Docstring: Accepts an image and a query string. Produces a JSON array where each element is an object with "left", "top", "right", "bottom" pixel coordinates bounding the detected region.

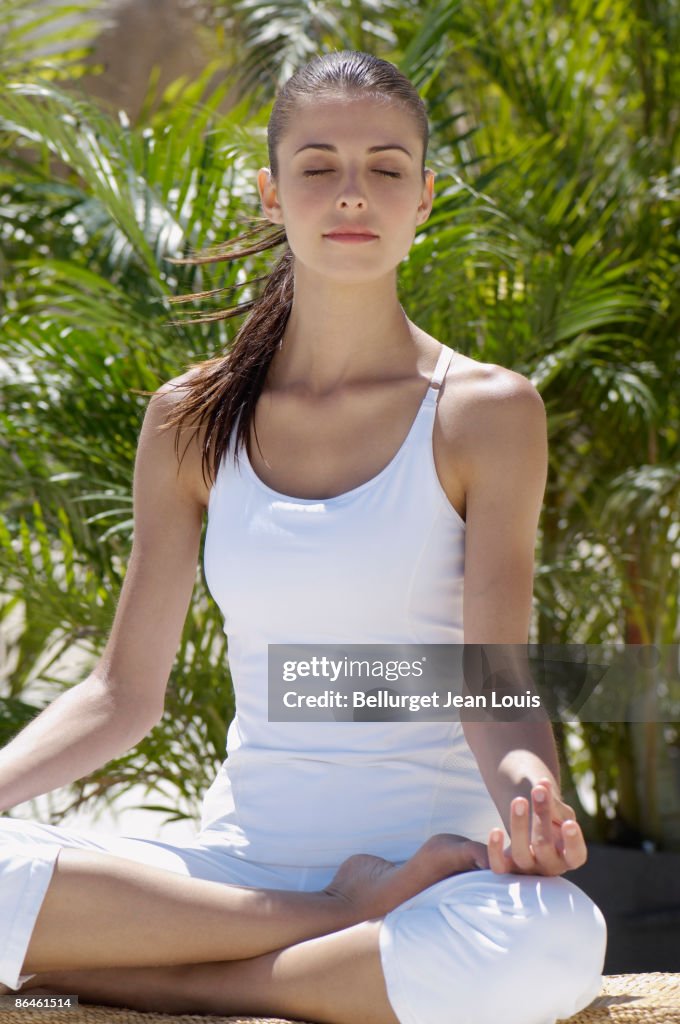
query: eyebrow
[{"left": 294, "top": 143, "right": 413, "bottom": 159}]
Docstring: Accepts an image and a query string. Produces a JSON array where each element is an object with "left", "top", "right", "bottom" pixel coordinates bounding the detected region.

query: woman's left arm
[{"left": 453, "top": 368, "right": 587, "bottom": 877}]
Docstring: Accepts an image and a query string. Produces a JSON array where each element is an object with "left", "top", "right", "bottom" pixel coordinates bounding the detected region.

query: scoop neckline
[{"left": 241, "top": 386, "right": 436, "bottom": 506}]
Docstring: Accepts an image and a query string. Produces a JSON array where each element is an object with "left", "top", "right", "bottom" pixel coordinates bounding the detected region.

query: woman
[{"left": 0, "top": 51, "right": 606, "bottom": 1024}]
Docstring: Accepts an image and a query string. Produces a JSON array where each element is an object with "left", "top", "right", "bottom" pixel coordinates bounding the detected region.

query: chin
[{"left": 317, "top": 256, "right": 400, "bottom": 281}]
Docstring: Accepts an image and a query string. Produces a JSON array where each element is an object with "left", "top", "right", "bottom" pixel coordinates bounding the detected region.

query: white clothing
[
  {"left": 199, "top": 344, "right": 501, "bottom": 864},
  {"left": 0, "top": 818, "right": 606, "bottom": 1023},
  {"left": 379, "top": 870, "right": 606, "bottom": 1024},
  {"left": 0, "top": 344, "right": 607, "bottom": 1020}
]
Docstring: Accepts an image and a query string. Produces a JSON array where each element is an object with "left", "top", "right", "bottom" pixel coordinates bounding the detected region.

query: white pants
[{"left": 0, "top": 817, "right": 607, "bottom": 1024}]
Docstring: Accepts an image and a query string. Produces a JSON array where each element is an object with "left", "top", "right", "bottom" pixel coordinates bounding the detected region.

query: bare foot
[{"left": 324, "top": 833, "right": 488, "bottom": 921}]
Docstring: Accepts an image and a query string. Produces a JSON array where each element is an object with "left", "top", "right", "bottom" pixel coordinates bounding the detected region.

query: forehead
[{"left": 280, "top": 94, "right": 420, "bottom": 153}]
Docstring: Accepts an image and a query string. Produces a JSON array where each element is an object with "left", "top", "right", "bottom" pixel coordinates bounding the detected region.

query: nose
[{"left": 336, "top": 174, "right": 367, "bottom": 210}]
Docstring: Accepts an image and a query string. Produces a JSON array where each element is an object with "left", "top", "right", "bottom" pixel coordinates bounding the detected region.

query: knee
[
  {"left": 0, "top": 818, "right": 66, "bottom": 872},
  {"left": 384, "top": 871, "right": 607, "bottom": 1024},
  {"left": 535, "top": 874, "right": 606, "bottom": 959},
  {"left": 0, "top": 817, "right": 30, "bottom": 844},
  {"left": 0, "top": 818, "right": 43, "bottom": 847},
  {"left": 506, "top": 875, "right": 607, "bottom": 1021}
]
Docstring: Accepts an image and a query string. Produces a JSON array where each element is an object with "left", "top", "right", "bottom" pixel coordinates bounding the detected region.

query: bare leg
[
  {"left": 22, "top": 833, "right": 486, "bottom": 975},
  {"left": 25, "top": 921, "right": 399, "bottom": 1024},
  {"left": 21, "top": 848, "right": 346, "bottom": 974}
]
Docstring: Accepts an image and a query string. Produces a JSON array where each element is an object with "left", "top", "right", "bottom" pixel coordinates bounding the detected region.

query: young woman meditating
[{"left": 0, "top": 50, "right": 606, "bottom": 1024}]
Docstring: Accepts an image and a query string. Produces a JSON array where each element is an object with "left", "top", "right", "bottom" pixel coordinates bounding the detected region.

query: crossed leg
[
  {"left": 2, "top": 834, "right": 488, "bottom": 1022},
  {"left": 14, "top": 833, "right": 482, "bottom": 974},
  {"left": 3, "top": 827, "right": 606, "bottom": 1024},
  {"left": 13, "top": 859, "right": 607, "bottom": 1024},
  {"left": 24, "top": 920, "right": 400, "bottom": 1024}
]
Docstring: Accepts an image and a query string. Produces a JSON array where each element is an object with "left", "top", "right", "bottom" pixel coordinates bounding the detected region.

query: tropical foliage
[{"left": 0, "top": 0, "right": 678, "bottom": 843}]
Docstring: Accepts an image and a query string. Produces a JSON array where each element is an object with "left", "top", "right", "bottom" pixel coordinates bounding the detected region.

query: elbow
[
  {"left": 84, "top": 675, "right": 163, "bottom": 741},
  {"left": 111, "top": 702, "right": 162, "bottom": 752},
  {"left": 117, "top": 698, "right": 164, "bottom": 743}
]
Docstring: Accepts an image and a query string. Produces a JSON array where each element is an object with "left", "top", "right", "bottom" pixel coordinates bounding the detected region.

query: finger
[
  {"left": 536, "top": 776, "right": 556, "bottom": 799},
  {"left": 531, "top": 784, "right": 561, "bottom": 869},
  {"left": 535, "top": 777, "right": 562, "bottom": 824},
  {"left": 535, "top": 778, "right": 577, "bottom": 841},
  {"left": 487, "top": 829, "right": 512, "bottom": 873},
  {"left": 509, "top": 797, "right": 534, "bottom": 870},
  {"left": 535, "top": 780, "right": 575, "bottom": 827},
  {"left": 532, "top": 782, "right": 557, "bottom": 847},
  {"left": 560, "top": 820, "right": 588, "bottom": 870}
]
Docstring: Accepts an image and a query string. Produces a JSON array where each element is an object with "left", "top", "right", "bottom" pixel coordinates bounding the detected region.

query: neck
[{"left": 268, "top": 264, "right": 419, "bottom": 395}]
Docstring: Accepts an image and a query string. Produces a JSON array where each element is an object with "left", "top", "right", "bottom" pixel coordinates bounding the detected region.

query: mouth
[{"left": 324, "top": 232, "right": 379, "bottom": 242}]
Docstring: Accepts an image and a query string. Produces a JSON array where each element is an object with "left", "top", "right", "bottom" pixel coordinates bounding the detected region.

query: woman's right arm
[{"left": 0, "top": 379, "right": 206, "bottom": 813}]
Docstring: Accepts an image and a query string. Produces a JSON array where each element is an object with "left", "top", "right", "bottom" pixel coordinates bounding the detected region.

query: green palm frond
[
  {"left": 226, "top": 0, "right": 402, "bottom": 102},
  {"left": 0, "top": 0, "right": 102, "bottom": 80},
  {"left": 1, "top": 0, "right": 678, "bottom": 842},
  {"left": 600, "top": 464, "right": 680, "bottom": 522}
]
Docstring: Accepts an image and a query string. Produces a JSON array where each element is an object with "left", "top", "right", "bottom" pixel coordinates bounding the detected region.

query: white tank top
[{"left": 199, "top": 344, "right": 501, "bottom": 865}]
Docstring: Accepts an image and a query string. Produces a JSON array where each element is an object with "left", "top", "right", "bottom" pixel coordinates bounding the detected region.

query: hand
[
  {"left": 324, "top": 832, "right": 489, "bottom": 921},
  {"left": 487, "top": 778, "right": 587, "bottom": 876}
]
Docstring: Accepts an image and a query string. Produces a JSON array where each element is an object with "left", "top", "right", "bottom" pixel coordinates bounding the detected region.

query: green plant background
[{"left": 0, "top": 0, "right": 678, "bottom": 846}]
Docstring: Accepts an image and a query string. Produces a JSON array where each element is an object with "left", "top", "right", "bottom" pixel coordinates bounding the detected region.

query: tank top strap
[{"left": 428, "top": 345, "right": 455, "bottom": 398}]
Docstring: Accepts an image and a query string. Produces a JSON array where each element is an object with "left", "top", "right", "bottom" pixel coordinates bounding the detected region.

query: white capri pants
[{"left": 0, "top": 817, "right": 607, "bottom": 1024}]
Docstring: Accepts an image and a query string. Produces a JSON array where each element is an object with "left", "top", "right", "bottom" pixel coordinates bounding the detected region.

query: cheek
[
  {"left": 281, "top": 186, "right": 327, "bottom": 225},
  {"left": 394, "top": 195, "right": 422, "bottom": 232}
]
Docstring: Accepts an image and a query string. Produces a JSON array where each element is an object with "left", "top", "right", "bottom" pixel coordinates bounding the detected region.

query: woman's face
[{"left": 258, "top": 94, "right": 435, "bottom": 284}]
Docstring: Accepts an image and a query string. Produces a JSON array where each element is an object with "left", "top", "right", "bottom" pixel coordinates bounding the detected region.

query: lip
[
  {"left": 324, "top": 228, "right": 379, "bottom": 239},
  {"left": 324, "top": 231, "right": 379, "bottom": 243}
]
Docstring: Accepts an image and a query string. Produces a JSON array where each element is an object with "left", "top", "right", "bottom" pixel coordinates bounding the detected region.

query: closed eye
[{"left": 303, "top": 169, "right": 401, "bottom": 178}]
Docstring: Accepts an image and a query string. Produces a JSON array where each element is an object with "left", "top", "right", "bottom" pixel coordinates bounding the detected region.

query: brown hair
[{"left": 159, "top": 50, "right": 430, "bottom": 489}]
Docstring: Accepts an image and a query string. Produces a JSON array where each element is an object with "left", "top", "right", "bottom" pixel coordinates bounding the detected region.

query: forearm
[
  {"left": 0, "top": 676, "right": 157, "bottom": 812},
  {"left": 463, "top": 718, "right": 560, "bottom": 832}
]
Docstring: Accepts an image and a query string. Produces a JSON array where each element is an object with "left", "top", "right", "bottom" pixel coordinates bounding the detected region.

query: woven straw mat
[{"left": 0, "top": 973, "right": 678, "bottom": 1024}]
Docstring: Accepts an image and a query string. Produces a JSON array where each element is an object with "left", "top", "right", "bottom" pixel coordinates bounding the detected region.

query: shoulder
[
  {"left": 431, "top": 353, "right": 547, "bottom": 640},
  {"left": 438, "top": 353, "right": 547, "bottom": 485},
  {"left": 141, "top": 367, "right": 212, "bottom": 510},
  {"left": 439, "top": 352, "right": 545, "bottom": 431},
  {"left": 152, "top": 366, "right": 203, "bottom": 410}
]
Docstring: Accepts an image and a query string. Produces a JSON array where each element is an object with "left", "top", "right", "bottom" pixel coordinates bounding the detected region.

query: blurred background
[{"left": 0, "top": 0, "right": 678, "bottom": 899}]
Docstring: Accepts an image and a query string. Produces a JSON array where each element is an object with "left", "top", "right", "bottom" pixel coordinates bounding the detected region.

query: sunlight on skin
[{"left": 488, "top": 779, "right": 587, "bottom": 876}]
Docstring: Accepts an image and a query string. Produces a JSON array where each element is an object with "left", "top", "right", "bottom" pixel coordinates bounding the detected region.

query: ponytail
[{"left": 157, "top": 223, "right": 293, "bottom": 488}]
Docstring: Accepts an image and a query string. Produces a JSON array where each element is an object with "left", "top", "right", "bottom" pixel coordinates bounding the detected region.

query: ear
[
  {"left": 416, "top": 168, "right": 435, "bottom": 226},
  {"left": 257, "top": 168, "right": 284, "bottom": 225}
]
